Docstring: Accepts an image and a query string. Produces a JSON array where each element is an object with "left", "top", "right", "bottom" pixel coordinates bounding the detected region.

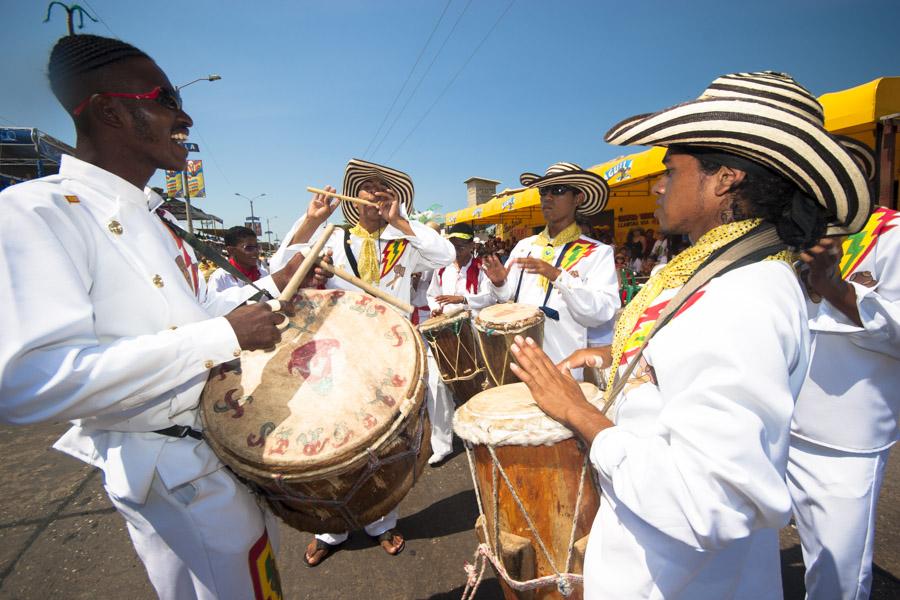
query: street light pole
[
  {"left": 234, "top": 192, "right": 266, "bottom": 235},
  {"left": 176, "top": 74, "right": 222, "bottom": 233}
]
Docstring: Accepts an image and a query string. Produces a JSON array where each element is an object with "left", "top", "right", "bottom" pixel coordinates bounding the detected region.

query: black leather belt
[{"left": 153, "top": 425, "right": 203, "bottom": 440}]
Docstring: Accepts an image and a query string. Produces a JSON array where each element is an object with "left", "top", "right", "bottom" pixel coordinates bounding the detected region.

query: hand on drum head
[
  {"left": 510, "top": 336, "right": 613, "bottom": 444},
  {"left": 480, "top": 254, "right": 508, "bottom": 286},
  {"left": 558, "top": 347, "right": 611, "bottom": 371},
  {"left": 225, "top": 302, "right": 286, "bottom": 351}
]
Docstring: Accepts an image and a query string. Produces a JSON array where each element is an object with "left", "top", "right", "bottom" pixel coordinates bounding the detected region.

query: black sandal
[
  {"left": 304, "top": 538, "right": 341, "bottom": 567},
  {"left": 372, "top": 529, "right": 405, "bottom": 556}
]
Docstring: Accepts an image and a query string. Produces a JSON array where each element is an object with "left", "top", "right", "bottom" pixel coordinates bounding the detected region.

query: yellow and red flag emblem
[
  {"left": 840, "top": 207, "right": 897, "bottom": 278},
  {"left": 381, "top": 239, "right": 408, "bottom": 278},
  {"left": 620, "top": 291, "right": 706, "bottom": 365},
  {"left": 248, "top": 530, "right": 282, "bottom": 600},
  {"left": 559, "top": 240, "right": 597, "bottom": 272}
]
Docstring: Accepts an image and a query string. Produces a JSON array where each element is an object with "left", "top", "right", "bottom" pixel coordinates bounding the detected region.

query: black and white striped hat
[
  {"left": 342, "top": 158, "right": 414, "bottom": 225},
  {"left": 519, "top": 162, "right": 609, "bottom": 216},
  {"left": 704, "top": 72, "right": 876, "bottom": 182},
  {"left": 604, "top": 72, "right": 872, "bottom": 236}
]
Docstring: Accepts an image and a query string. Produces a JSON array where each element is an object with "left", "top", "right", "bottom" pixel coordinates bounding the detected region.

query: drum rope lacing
[
  {"left": 460, "top": 442, "right": 590, "bottom": 599},
  {"left": 423, "top": 321, "right": 486, "bottom": 384},
  {"left": 261, "top": 399, "right": 427, "bottom": 532},
  {"left": 474, "top": 321, "right": 538, "bottom": 388}
]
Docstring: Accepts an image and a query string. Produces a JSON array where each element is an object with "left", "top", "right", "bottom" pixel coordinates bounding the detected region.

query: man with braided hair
[
  {"left": 0, "top": 34, "right": 329, "bottom": 599},
  {"left": 508, "top": 72, "right": 872, "bottom": 598}
]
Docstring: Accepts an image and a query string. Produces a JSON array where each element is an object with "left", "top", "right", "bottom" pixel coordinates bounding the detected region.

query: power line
[
  {"left": 362, "top": 0, "right": 453, "bottom": 158},
  {"left": 370, "top": 0, "right": 475, "bottom": 159},
  {"left": 191, "top": 128, "right": 234, "bottom": 189},
  {"left": 387, "top": 0, "right": 516, "bottom": 162},
  {"left": 80, "top": 0, "right": 119, "bottom": 38}
]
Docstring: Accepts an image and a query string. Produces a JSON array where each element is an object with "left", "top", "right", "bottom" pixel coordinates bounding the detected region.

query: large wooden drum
[
  {"left": 201, "top": 289, "right": 430, "bottom": 533},
  {"left": 474, "top": 303, "right": 545, "bottom": 388},
  {"left": 454, "top": 382, "right": 601, "bottom": 600},
  {"left": 419, "top": 309, "right": 486, "bottom": 405}
]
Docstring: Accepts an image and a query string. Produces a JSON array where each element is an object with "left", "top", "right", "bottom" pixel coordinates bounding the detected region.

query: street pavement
[{"left": 0, "top": 421, "right": 898, "bottom": 599}]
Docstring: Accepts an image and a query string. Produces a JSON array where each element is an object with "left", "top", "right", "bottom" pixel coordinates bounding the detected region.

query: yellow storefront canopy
[{"left": 444, "top": 76, "right": 899, "bottom": 235}]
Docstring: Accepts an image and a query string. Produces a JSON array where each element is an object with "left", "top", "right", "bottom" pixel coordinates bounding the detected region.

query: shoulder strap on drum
[
  {"left": 343, "top": 227, "right": 361, "bottom": 279},
  {"left": 603, "top": 224, "right": 785, "bottom": 413},
  {"left": 512, "top": 242, "right": 572, "bottom": 309}
]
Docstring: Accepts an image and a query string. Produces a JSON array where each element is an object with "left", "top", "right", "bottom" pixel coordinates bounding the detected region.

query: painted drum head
[
  {"left": 419, "top": 308, "right": 470, "bottom": 333},
  {"left": 201, "top": 289, "right": 424, "bottom": 474},
  {"left": 453, "top": 381, "right": 600, "bottom": 447},
  {"left": 474, "top": 303, "right": 544, "bottom": 333}
]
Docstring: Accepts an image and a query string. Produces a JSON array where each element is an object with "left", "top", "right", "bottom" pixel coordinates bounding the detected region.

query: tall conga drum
[
  {"left": 474, "top": 303, "right": 545, "bottom": 388},
  {"left": 454, "top": 382, "right": 601, "bottom": 600},
  {"left": 419, "top": 309, "right": 486, "bottom": 405},
  {"left": 201, "top": 288, "right": 429, "bottom": 533}
]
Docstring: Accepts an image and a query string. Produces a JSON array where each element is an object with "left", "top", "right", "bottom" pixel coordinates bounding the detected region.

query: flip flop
[
  {"left": 304, "top": 537, "right": 341, "bottom": 567},
  {"left": 372, "top": 529, "right": 405, "bottom": 556}
]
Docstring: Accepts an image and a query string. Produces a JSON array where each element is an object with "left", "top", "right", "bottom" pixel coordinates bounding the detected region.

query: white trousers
[
  {"left": 786, "top": 437, "right": 891, "bottom": 600},
  {"left": 315, "top": 508, "right": 398, "bottom": 545},
  {"left": 107, "top": 467, "right": 281, "bottom": 600},
  {"left": 426, "top": 350, "right": 455, "bottom": 460}
]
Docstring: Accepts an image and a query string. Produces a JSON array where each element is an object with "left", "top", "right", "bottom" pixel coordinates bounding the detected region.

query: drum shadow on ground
[
  {"left": 397, "top": 489, "right": 481, "bottom": 541},
  {"left": 419, "top": 581, "right": 504, "bottom": 600}
]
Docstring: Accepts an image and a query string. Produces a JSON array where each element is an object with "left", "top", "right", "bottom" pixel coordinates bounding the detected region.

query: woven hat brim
[
  {"left": 341, "top": 159, "right": 414, "bottom": 225},
  {"left": 519, "top": 170, "right": 610, "bottom": 216},
  {"left": 604, "top": 98, "right": 871, "bottom": 236}
]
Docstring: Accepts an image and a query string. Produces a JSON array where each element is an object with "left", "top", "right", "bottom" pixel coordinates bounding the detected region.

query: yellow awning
[{"left": 445, "top": 77, "right": 900, "bottom": 231}]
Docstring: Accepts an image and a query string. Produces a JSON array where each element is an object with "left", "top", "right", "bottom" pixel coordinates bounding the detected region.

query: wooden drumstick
[
  {"left": 316, "top": 260, "right": 414, "bottom": 315},
  {"left": 307, "top": 186, "right": 379, "bottom": 208},
  {"left": 275, "top": 223, "right": 336, "bottom": 304}
]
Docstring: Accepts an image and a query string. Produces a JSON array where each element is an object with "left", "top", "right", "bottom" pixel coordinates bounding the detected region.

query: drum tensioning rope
[
  {"left": 259, "top": 400, "right": 427, "bottom": 532},
  {"left": 460, "top": 442, "right": 591, "bottom": 598},
  {"left": 474, "top": 323, "right": 535, "bottom": 387},
  {"left": 423, "top": 331, "right": 485, "bottom": 384}
]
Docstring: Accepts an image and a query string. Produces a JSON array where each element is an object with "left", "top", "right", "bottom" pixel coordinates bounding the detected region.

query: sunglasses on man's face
[
  {"left": 538, "top": 184, "right": 576, "bottom": 197},
  {"left": 240, "top": 244, "right": 260, "bottom": 252},
  {"left": 72, "top": 86, "right": 183, "bottom": 116}
]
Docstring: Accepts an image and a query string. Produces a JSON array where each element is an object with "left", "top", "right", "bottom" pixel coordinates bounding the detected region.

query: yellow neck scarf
[
  {"left": 606, "top": 219, "right": 793, "bottom": 400},
  {"left": 533, "top": 222, "right": 582, "bottom": 290},
  {"left": 349, "top": 223, "right": 385, "bottom": 284}
]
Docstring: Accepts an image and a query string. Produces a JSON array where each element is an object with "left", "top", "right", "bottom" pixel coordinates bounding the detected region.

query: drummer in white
[
  {"left": 0, "top": 34, "right": 329, "bottom": 600},
  {"left": 510, "top": 72, "right": 872, "bottom": 599},
  {"left": 482, "top": 163, "right": 620, "bottom": 376},
  {"left": 271, "top": 158, "right": 455, "bottom": 566},
  {"left": 425, "top": 222, "right": 500, "bottom": 464}
]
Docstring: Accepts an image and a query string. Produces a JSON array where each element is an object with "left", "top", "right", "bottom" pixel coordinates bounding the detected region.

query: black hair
[
  {"left": 690, "top": 152, "right": 828, "bottom": 248},
  {"left": 224, "top": 226, "right": 257, "bottom": 247},
  {"left": 48, "top": 34, "right": 153, "bottom": 112}
]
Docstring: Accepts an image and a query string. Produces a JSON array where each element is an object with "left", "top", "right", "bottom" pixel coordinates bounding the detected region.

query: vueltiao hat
[
  {"left": 519, "top": 162, "right": 609, "bottom": 216},
  {"left": 341, "top": 158, "right": 414, "bottom": 225},
  {"left": 604, "top": 71, "right": 872, "bottom": 236}
]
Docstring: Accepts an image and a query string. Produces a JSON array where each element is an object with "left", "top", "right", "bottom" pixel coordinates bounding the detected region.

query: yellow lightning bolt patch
[
  {"left": 840, "top": 208, "right": 897, "bottom": 278},
  {"left": 380, "top": 239, "right": 408, "bottom": 278}
]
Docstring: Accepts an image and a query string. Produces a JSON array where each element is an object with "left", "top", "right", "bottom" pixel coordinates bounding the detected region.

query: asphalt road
[{"left": 0, "top": 421, "right": 897, "bottom": 599}]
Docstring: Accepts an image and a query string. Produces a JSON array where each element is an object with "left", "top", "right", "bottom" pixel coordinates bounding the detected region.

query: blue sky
[{"left": 3, "top": 0, "right": 899, "bottom": 240}]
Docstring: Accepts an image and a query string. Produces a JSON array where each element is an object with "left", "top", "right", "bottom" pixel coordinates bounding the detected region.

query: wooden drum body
[
  {"left": 474, "top": 303, "right": 545, "bottom": 388},
  {"left": 454, "top": 382, "right": 602, "bottom": 600},
  {"left": 200, "top": 289, "right": 430, "bottom": 533},
  {"left": 419, "top": 309, "right": 486, "bottom": 405}
]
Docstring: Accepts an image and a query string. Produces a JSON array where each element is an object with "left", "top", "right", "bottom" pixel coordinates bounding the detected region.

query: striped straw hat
[
  {"left": 704, "top": 72, "right": 876, "bottom": 182},
  {"left": 605, "top": 71, "right": 872, "bottom": 236},
  {"left": 342, "top": 158, "right": 414, "bottom": 225},
  {"left": 519, "top": 162, "right": 610, "bottom": 216}
]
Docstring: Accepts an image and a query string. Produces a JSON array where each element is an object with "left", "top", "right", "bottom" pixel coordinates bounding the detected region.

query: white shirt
[
  {"left": 271, "top": 214, "right": 455, "bottom": 317},
  {"left": 791, "top": 207, "right": 900, "bottom": 452},
  {"left": 587, "top": 260, "right": 809, "bottom": 599},
  {"left": 490, "top": 233, "right": 620, "bottom": 365},
  {"left": 0, "top": 155, "right": 281, "bottom": 503},
  {"left": 426, "top": 257, "right": 495, "bottom": 317},
  {"left": 207, "top": 263, "right": 270, "bottom": 293}
]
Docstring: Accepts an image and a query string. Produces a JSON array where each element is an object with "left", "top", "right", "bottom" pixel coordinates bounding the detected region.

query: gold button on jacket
[
  {"left": 152, "top": 274, "right": 164, "bottom": 287},
  {"left": 107, "top": 220, "right": 124, "bottom": 235}
]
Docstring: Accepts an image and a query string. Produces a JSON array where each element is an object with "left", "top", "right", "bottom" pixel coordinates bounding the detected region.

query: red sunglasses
[{"left": 72, "top": 86, "right": 183, "bottom": 116}]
